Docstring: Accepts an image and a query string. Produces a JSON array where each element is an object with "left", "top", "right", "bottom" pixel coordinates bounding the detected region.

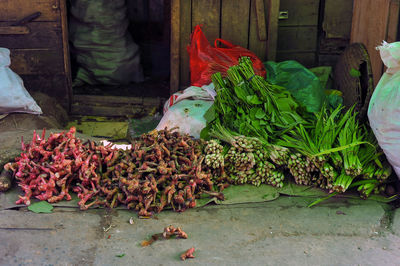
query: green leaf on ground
[
  {"left": 28, "top": 201, "right": 54, "bottom": 213},
  {"left": 367, "top": 194, "right": 399, "bottom": 203},
  {"left": 277, "top": 182, "right": 329, "bottom": 198},
  {"left": 219, "top": 184, "right": 280, "bottom": 204},
  {"left": 196, "top": 194, "right": 218, "bottom": 207},
  {"left": 116, "top": 254, "right": 125, "bottom": 258}
]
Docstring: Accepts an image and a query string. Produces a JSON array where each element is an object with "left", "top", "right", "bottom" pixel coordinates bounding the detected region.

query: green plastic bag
[
  {"left": 309, "top": 66, "right": 343, "bottom": 109},
  {"left": 264, "top": 60, "right": 325, "bottom": 112}
]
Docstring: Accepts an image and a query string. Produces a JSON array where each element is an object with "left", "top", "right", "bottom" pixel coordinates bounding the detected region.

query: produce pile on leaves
[
  {"left": 1, "top": 57, "right": 396, "bottom": 210},
  {"left": 202, "top": 57, "right": 394, "bottom": 201},
  {"left": 3, "top": 127, "right": 226, "bottom": 215}
]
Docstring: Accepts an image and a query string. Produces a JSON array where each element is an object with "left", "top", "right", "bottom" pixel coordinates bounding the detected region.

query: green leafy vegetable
[
  {"left": 350, "top": 68, "right": 361, "bottom": 77},
  {"left": 27, "top": 201, "right": 54, "bottom": 213}
]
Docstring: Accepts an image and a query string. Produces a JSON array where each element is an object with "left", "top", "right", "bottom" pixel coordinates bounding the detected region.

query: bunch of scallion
[{"left": 209, "top": 122, "right": 285, "bottom": 187}]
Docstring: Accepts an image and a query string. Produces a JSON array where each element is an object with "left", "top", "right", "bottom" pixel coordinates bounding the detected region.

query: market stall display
[{"left": 0, "top": 55, "right": 397, "bottom": 214}]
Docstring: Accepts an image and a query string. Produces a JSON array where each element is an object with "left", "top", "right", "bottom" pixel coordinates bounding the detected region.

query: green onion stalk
[
  {"left": 204, "top": 139, "right": 225, "bottom": 170},
  {"left": 209, "top": 121, "right": 284, "bottom": 187},
  {"left": 357, "top": 181, "right": 380, "bottom": 199}
]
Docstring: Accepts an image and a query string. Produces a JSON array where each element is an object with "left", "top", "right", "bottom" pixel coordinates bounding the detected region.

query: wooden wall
[
  {"left": 276, "top": 0, "right": 320, "bottom": 67},
  {"left": 276, "top": 0, "right": 354, "bottom": 68},
  {"left": 319, "top": 0, "right": 354, "bottom": 67},
  {"left": 351, "top": 0, "right": 400, "bottom": 86},
  {"left": 171, "top": 0, "right": 280, "bottom": 93},
  {"left": 0, "top": 0, "right": 71, "bottom": 110}
]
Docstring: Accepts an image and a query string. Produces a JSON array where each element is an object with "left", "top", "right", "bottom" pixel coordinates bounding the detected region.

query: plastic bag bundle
[
  {"left": 188, "top": 25, "right": 266, "bottom": 87},
  {"left": 157, "top": 84, "right": 216, "bottom": 138},
  {"left": 368, "top": 41, "right": 400, "bottom": 178},
  {"left": 69, "top": 0, "right": 144, "bottom": 86},
  {"left": 264, "top": 60, "right": 326, "bottom": 113},
  {"left": 0, "top": 48, "right": 42, "bottom": 115}
]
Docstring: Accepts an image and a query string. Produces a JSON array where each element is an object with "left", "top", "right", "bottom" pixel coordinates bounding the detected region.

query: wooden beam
[
  {"left": 170, "top": 0, "right": 180, "bottom": 95},
  {"left": 387, "top": 0, "right": 400, "bottom": 43},
  {"left": 255, "top": 0, "right": 267, "bottom": 41},
  {"left": 267, "top": 0, "right": 279, "bottom": 61},
  {"left": 179, "top": 0, "right": 192, "bottom": 89},
  {"left": 221, "top": 0, "right": 250, "bottom": 48},
  {"left": 0, "top": 26, "right": 29, "bottom": 35},
  {"left": 60, "top": 0, "right": 72, "bottom": 112},
  {"left": 0, "top": 0, "right": 61, "bottom": 22},
  {"left": 351, "top": 0, "right": 391, "bottom": 86},
  {"left": 191, "top": 0, "right": 221, "bottom": 43}
]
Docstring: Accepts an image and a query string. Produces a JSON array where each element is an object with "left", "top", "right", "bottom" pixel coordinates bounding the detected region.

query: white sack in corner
[
  {"left": 0, "top": 48, "right": 42, "bottom": 115},
  {"left": 368, "top": 41, "right": 400, "bottom": 179}
]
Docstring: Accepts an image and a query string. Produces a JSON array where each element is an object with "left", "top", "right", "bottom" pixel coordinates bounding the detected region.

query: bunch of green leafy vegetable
[{"left": 201, "top": 57, "right": 308, "bottom": 144}]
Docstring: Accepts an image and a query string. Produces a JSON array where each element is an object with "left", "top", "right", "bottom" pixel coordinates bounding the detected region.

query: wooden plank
[
  {"left": 387, "top": 0, "right": 400, "bottom": 43},
  {"left": 318, "top": 54, "right": 341, "bottom": 68},
  {"left": 0, "top": 26, "right": 29, "bottom": 35},
  {"left": 0, "top": 22, "right": 62, "bottom": 49},
  {"left": 191, "top": 0, "right": 221, "bottom": 43},
  {"left": 277, "top": 26, "right": 318, "bottom": 52},
  {"left": 70, "top": 104, "right": 147, "bottom": 117},
  {"left": 279, "top": 0, "right": 319, "bottom": 27},
  {"left": 319, "top": 38, "right": 348, "bottom": 54},
  {"left": 323, "top": 0, "right": 353, "bottom": 39},
  {"left": 266, "top": 0, "right": 279, "bottom": 61},
  {"left": 20, "top": 74, "right": 70, "bottom": 109},
  {"left": 276, "top": 51, "right": 317, "bottom": 67},
  {"left": 73, "top": 95, "right": 162, "bottom": 107},
  {"left": 9, "top": 49, "right": 64, "bottom": 75},
  {"left": 220, "top": 0, "right": 250, "bottom": 48},
  {"left": 60, "top": 0, "right": 72, "bottom": 112},
  {"left": 255, "top": 0, "right": 267, "bottom": 41},
  {"left": 142, "top": 97, "right": 164, "bottom": 107},
  {"left": 249, "top": 0, "right": 267, "bottom": 60},
  {"left": 179, "top": 0, "right": 192, "bottom": 88},
  {"left": 351, "top": 0, "right": 391, "bottom": 86},
  {"left": 0, "top": 0, "right": 61, "bottom": 22},
  {"left": 74, "top": 95, "right": 143, "bottom": 105},
  {"left": 170, "top": 0, "right": 180, "bottom": 94}
]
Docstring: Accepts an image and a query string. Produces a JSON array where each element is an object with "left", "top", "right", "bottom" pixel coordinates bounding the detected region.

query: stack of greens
[
  {"left": 202, "top": 57, "right": 394, "bottom": 200},
  {"left": 202, "top": 57, "right": 307, "bottom": 144}
]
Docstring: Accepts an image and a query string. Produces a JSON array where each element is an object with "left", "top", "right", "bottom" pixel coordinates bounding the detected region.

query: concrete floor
[
  {"left": 1, "top": 196, "right": 400, "bottom": 266},
  {"left": 1, "top": 129, "right": 400, "bottom": 266}
]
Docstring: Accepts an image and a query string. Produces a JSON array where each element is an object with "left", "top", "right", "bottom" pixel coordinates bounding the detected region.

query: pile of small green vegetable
[{"left": 202, "top": 57, "right": 394, "bottom": 201}]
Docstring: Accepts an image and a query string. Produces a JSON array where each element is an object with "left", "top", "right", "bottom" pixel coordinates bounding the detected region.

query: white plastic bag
[
  {"left": 163, "top": 83, "right": 216, "bottom": 113},
  {"left": 0, "top": 48, "right": 42, "bottom": 115},
  {"left": 157, "top": 84, "right": 215, "bottom": 138},
  {"left": 368, "top": 41, "right": 400, "bottom": 178}
]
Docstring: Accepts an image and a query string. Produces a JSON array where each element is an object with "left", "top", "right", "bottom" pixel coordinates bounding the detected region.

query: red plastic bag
[{"left": 188, "top": 25, "right": 266, "bottom": 87}]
